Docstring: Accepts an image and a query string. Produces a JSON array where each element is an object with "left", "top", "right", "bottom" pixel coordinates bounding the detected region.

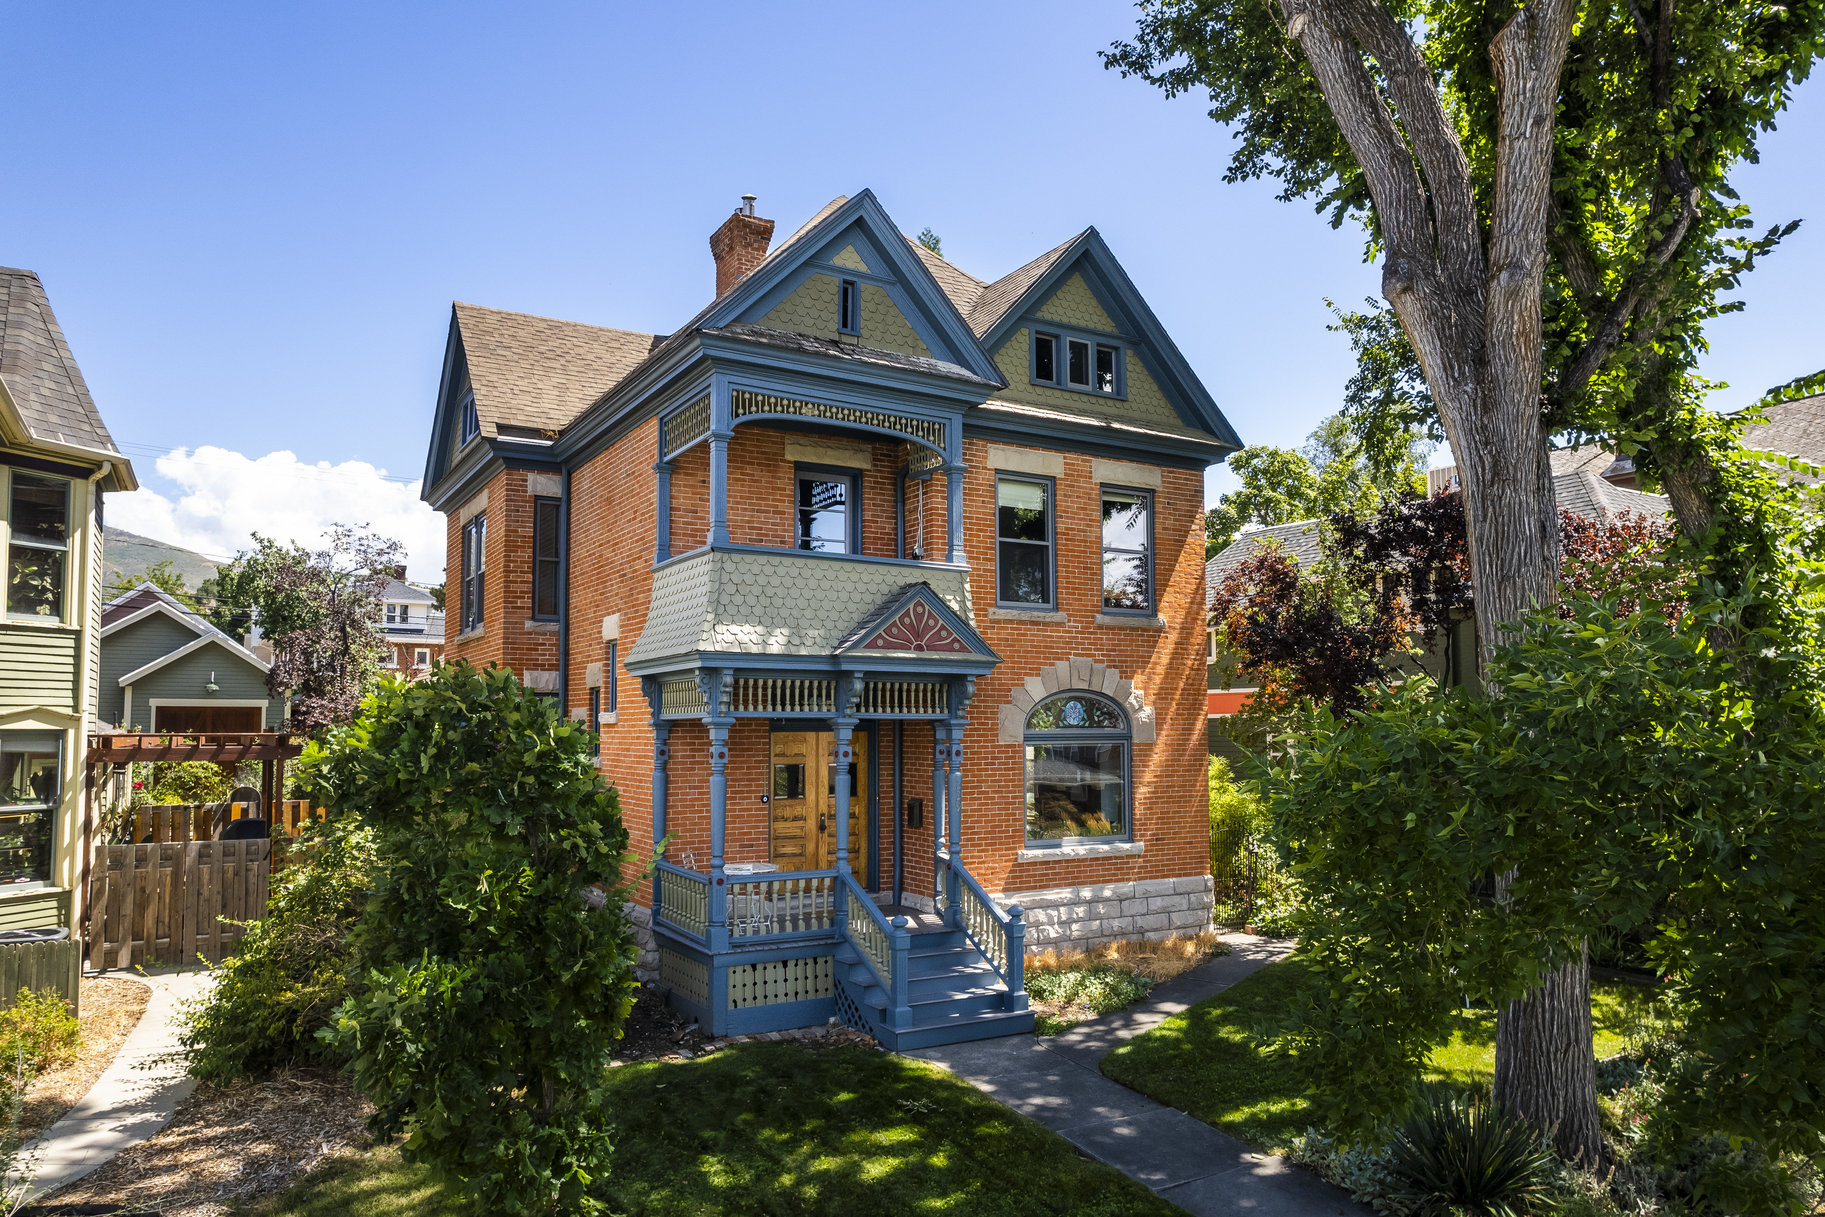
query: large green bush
[
  {"left": 0, "top": 988, "right": 80, "bottom": 1078},
  {"left": 1209, "top": 757, "right": 1298, "bottom": 930},
  {"left": 181, "top": 815, "right": 377, "bottom": 1082},
  {"left": 306, "top": 664, "right": 638, "bottom": 1217}
]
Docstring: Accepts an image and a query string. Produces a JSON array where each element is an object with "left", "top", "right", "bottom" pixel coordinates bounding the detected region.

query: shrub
[
  {"left": 310, "top": 664, "right": 639, "bottom": 1216},
  {"left": 1386, "top": 1094, "right": 1554, "bottom": 1217},
  {"left": 1209, "top": 757, "right": 1299, "bottom": 929},
  {"left": 181, "top": 815, "right": 377, "bottom": 1082},
  {"left": 135, "top": 760, "right": 238, "bottom": 807},
  {"left": 0, "top": 988, "right": 80, "bottom": 1077},
  {"left": 1027, "top": 964, "right": 1155, "bottom": 1016}
]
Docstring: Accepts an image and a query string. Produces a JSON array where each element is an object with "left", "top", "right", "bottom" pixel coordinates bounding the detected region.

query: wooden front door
[{"left": 769, "top": 730, "right": 868, "bottom": 872}]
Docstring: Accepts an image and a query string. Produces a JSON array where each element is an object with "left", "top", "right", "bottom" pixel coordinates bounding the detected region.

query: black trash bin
[{"left": 0, "top": 927, "right": 67, "bottom": 944}]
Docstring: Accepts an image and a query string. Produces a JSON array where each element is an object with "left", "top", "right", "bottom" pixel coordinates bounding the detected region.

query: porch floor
[{"left": 876, "top": 906, "right": 949, "bottom": 934}]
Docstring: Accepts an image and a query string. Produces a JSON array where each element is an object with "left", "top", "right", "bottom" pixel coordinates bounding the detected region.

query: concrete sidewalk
[
  {"left": 16, "top": 970, "right": 211, "bottom": 1202},
  {"left": 906, "top": 934, "right": 1369, "bottom": 1217}
]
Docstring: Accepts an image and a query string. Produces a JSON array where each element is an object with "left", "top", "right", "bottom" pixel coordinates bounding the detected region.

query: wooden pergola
[{"left": 81, "top": 732, "right": 306, "bottom": 927}]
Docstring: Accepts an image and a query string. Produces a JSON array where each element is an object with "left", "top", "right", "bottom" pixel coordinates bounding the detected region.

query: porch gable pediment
[{"left": 837, "top": 583, "right": 997, "bottom": 663}]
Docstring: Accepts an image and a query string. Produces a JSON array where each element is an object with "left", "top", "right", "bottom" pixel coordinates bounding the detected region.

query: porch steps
[{"left": 834, "top": 927, "right": 1034, "bottom": 1050}]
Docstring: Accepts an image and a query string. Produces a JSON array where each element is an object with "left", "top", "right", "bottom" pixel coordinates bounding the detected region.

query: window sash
[
  {"left": 1095, "top": 344, "right": 1118, "bottom": 394},
  {"left": 7, "top": 472, "right": 69, "bottom": 621},
  {"left": 1066, "top": 339, "right": 1091, "bottom": 386},
  {"left": 994, "top": 475, "right": 1053, "bottom": 608},
  {"left": 588, "top": 687, "right": 601, "bottom": 759},
  {"left": 605, "top": 641, "right": 618, "bottom": 713},
  {"left": 0, "top": 734, "right": 59, "bottom": 886},
  {"left": 460, "top": 395, "right": 480, "bottom": 444},
  {"left": 1100, "top": 487, "right": 1153, "bottom": 612},
  {"left": 1033, "top": 332, "right": 1057, "bottom": 383},
  {"left": 532, "top": 497, "right": 561, "bottom": 619},
  {"left": 460, "top": 516, "right": 486, "bottom": 631},
  {"left": 838, "top": 279, "right": 860, "bottom": 334},
  {"left": 795, "top": 466, "right": 859, "bottom": 554},
  {"left": 1023, "top": 740, "right": 1129, "bottom": 845}
]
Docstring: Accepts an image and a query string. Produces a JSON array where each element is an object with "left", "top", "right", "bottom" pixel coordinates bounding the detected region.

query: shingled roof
[
  {"left": 962, "top": 234, "right": 1082, "bottom": 338},
  {"left": 454, "top": 302, "right": 657, "bottom": 439},
  {"left": 1739, "top": 394, "right": 1825, "bottom": 484},
  {"left": 0, "top": 268, "right": 120, "bottom": 456}
]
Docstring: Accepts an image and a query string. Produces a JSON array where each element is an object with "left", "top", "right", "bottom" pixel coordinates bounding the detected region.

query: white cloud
[{"left": 107, "top": 446, "right": 446, "bottom": 583}]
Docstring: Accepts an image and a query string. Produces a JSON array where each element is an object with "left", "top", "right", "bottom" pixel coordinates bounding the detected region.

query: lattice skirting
[
  {"left": 658, "top": 947, "right": 710, "bottom": 1007},
  {"left": 727, "top": 955, "right": 833, "bottom": 1010}
]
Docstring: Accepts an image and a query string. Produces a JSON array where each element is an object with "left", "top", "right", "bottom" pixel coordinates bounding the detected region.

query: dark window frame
[
  {"left": 459, "top": 514, "right": 486, "bottom": 633},
  {"left": 605, "top": 640, "right": 618, "bottom": 713},
  {"left": 1032, "top": 331, "right": 1059, "bottom": 384},
  {"left": 994, "top": 473, "right": 1056, "bottom": 611},
  {"left": 588, "top": 686, "right": 601, "bottom": 759},
  {"left": 838, "top": 278, "right": 861, "bottom": 335},
  {"left": 6, "top": 470, "right": 69, "bottom": 622},
  {"left": 459, "top": 393, "right": 480, "bottom": 445},
  {"left": 1098, "top": 484, "right": 1156, "bottom": 615},
  {"left": 531, "top": 496, "right": 561, "bottom": 621},
  {"left": 793, "top": 463, "right": 863, "bottom": 555},
  {"left": 1029, "top": 327, "right": 1125, "bottom": 399},
  {"left": 0, "top": 730, "right": 61, "bottom": 888},
  {"left": 1022, "top": 691, "right": 1133, "bottom": 848}
]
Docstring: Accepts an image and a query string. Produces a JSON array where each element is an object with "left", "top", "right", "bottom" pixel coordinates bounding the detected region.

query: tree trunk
[{"left": 1493, "top": 946, "right": 1601, "bottom": 1163}]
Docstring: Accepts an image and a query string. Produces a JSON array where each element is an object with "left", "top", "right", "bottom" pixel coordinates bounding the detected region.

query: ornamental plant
[{"left": 304, "top": 663, "right": 638, "bottom": 1216}]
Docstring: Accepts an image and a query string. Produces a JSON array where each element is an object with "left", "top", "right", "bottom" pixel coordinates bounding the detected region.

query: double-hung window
[
  {"left": 1025, "top": 693, "right": 1130, "bottom": 845},
  {"left": 532, "top": 497, "right": 561, "bottom": 620},
  {"left": 414, "top": 648, "right": 430, "bottom": 667},
  {"left": 1100, "top": 487, "right": 1153, "bottom": 613},
  {"left": 838, "top": 279, "right": 860, "bottom": 335},
  {"left": 995, "top": 475, "right": 1053, "bottom": 608},
  {"left": 795, "top": 466, "right": 859, "bottom": 554},
  {"left": 604, "top": 640, "right": 618, "bottom": 714},
  {"left": 588, "top": 687, "right": 601, "bottom": 759},
  {"left": 0, "top": 732, "right": 59, "bottom": 886},
  {"left": 460, "top": 514, "right": 486, "bottom": 632},
  {"left": 7, "top": 472, "right": 69, "bottom": 621},
  {"left": 1031, "top": 330, "right": 1122, "bottom": 398}
]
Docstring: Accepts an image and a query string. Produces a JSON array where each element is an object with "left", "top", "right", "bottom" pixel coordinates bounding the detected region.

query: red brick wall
[
  {"left": 557, "top": 420, "right": 1208, "bottom": 910},
  {"left": 440, "top": 468, "right": 560, "bottom": 681}
]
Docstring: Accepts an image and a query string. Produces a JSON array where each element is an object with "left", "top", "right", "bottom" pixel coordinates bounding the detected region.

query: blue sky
[{"left": 6, "top": 2, "right": 1821, "bottom": 581}]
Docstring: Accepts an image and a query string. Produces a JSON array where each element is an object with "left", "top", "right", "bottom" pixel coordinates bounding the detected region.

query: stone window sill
[
  {"left": 454, "top": 625, "right": 485, "bottom": 642},
  {"left": 524, "top": 620, "right": 560, "bottom": 633},
  {"left": 1016, "top": 841, "right": 1144, "bottom": 863},
  {"left": 1095, "top": 613, "right": 1163, "bottom": 630},
  {"left": 989, "top": 607, "right": 1068, "bottom": 624}
]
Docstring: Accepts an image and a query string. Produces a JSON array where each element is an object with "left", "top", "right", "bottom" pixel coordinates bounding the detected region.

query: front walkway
[
  {"left": 16, "top": 970, "right": 210, "bottom": 1202},
  {"left": 905, "top": 933, "right": 1370, "bottom": 1217}
]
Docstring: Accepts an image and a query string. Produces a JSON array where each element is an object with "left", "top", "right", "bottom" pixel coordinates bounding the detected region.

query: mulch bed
[
  {"left": 16, "top": 978, "right": 152, "bottom": 1146},
  {"left": 45, "top": 981, "right": 873, "bottom": 1215}
]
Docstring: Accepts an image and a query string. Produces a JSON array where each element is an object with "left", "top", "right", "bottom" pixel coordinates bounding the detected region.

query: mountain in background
[{"left": 102, "top": 527, "right": 222, "bottom": 597}]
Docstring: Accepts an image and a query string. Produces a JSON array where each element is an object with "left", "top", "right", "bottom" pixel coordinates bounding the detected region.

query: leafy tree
[
  {"left": 1108, "top": 0, "right": 1824, "bottom": 1157},
  {"left": 125, "top": 559, "right": 188, "bottom": 597},
  {"left": 917, "top": 227, "right": 943, "bottom": 256},
  {"left": 1207, "top": 447, "right": 1322, "bottom": 556},
  {"left": 426, "top": 582, "right": 446, "bottom": 612},
  {"left": 308, "top": 664, "right": 638, "bottom": 1216},
  {"left": 208, "top": 527, "right": 402, "bottom": 732},
  {"left": 1262, "top": 583, "right": 1825, "bottom": 1208}
]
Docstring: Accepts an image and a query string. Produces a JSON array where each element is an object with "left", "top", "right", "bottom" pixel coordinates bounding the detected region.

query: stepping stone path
[{"left": 906, "top": 933, "right": 1371, "bottom": 1217}]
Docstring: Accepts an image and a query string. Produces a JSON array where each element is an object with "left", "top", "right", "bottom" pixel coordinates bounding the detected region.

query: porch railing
[
  {"left": 655, "top": 861, "right": 710, "bottom": 941},
  {"left": 728, "top": 870, "right": 837, "bottom": 939},
  {"left": 840, "top": 871, "right": 910, "bottom": 1027},
  {"left": 939, "top": 853, "right": 1027, "bottom": 1010}
]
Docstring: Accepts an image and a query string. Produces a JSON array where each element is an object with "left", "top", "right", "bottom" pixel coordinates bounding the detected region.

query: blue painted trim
[
  {"left": 655, "top": 541, "right": 969, "bottom": 576},
  {"left": 835, "top": 582, "right": 1000, "bottom": 662},
  {"left": 962, "top": 409, "right": 1224, "bottom": 470},
  {"left": 992, "top": 472, "right": 1057, "bottom": 612},
  {"left": 1027, "top": 326, "right": 1127, "bottom": 400},
  {"left": 1022, "top": 689, "right": 1136, "bottom": 847}
]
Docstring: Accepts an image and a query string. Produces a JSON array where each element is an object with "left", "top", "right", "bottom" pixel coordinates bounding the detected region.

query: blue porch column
[
  {"left": 932, "top": 723, "right": 952, "bottom": 918},
  {"left": 708, "top": 379, "right": 732, "bottom": 548},
  {"left": 944, "top": 724, "right": 964, "bottom": 927},
  {"left": 707, "top": 718, "right": 731, "bottom": 953},
  {"left": 832, "top": 719, "right": 855, "bottom": 876},
  {"left": 651, "top": 721, "right": 671, "bottom": 850}
]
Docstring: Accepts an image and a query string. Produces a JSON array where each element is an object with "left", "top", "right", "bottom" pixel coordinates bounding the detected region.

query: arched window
[{"left": 1024, "top": 692, "right": 1130, "bottom": 845}]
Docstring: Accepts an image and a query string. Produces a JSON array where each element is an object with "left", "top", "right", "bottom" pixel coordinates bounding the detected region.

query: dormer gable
[
  {"left": 973, "top": 232, "right": 1241, "bottom": 454},
  {"left": 705, "top": 192, "right": 1005, "bottom": 387}
]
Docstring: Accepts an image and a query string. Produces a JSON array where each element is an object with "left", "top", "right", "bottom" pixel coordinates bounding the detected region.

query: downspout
[
  {"left": 891, "top": 722, "right": 904, "bottom": 907},
  {"left": 557, "top": 467, "right": 572, "bottom": 717}
]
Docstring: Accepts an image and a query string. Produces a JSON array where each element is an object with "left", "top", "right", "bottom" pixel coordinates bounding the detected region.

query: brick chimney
[{"left": 709, "top": 194, "right": 774, "bottom": 297}]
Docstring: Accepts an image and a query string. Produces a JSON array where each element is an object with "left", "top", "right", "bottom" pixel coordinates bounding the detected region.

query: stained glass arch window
[{"left": 1024, "top": 693, "right": 1130, "bottom": 845}]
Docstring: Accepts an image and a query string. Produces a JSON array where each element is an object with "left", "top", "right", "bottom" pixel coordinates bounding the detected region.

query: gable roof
[
  {"left": 836, "top": 582, "right": 999, "bottom": 660},
  {"left": 0, "top": 268, "right": 135, "bottom": 488},
  {"left": 963, "top": 233, "right": 1082, "bottom": 338},
  {"left": 382, "top": 577, "right": 437, "bottom": 606},
  {"left": 454, "top": 302, "right": 658, "bottom": 440},
  {"left": 1738, "top": 394, "right": 1825, "bottom": 483},
  {"left": 100, "top": 582, "right": 273, "bottom": 678}
]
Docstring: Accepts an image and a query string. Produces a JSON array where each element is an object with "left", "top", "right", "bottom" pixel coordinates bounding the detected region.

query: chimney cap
[{"left": 740, "top": 193, "right": 757, "bottom": 216}]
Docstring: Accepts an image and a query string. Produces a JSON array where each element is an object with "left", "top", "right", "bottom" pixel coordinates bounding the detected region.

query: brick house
[
  {"left": 418, "top": 192, "right": 1241, "bottom": 1046},
  {"left": 377, "top": 577, "right": 443, "bottom": 676}
]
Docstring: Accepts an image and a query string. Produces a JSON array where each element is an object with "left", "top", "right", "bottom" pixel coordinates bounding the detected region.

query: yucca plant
[{"left": 1387, "top": 1093, "right": 1556, "bottom": 1217}]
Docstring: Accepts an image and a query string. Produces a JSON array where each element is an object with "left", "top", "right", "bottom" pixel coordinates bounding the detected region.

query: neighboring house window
[
  {"left": 588, "top": 687, "right": 601, "bottom": 760},
  {"left": 1100, "top": 487, "right": 1153, "bottom": 613},
  {"left": 385, "top": 604, "right": 401, "bottom": 625},
  {"left": 0, "top": 732, "right": 58, "bottom": 886},
  {"left": 838, "top": 278, "right": 860, "bottom": 335},
  {"left": 795, "top": 466, "right": 858, "bottom": 554},
  {"left": 414, "top": 648, "right": 430, "bottom": 667},
  {"left": 1032, "top": 332, "right": 1057, "bottom": 384},
  {"left": 995, "top": 475, "right": 1053, "bottom": 608},
  {"left": 6, "top": 472, "right": 69, "bottom": 621},
  {"left": 605, "top": 641, "right": 618, "bottom": 713},
  {"left": 459, "top": 394, "right": 480, "bottom": 445},
  {"left": 460, "top": 515, "right": 486, "bottom": 631},
  {"left": 1025, "top": 693, "right": 1129, "bottom": 845},
  {"left": 532, "top": 497, "right": 560, "bottom": 619}
]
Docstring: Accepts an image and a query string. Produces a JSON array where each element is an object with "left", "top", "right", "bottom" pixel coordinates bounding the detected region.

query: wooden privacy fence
[
  {"left": 130, "top": 799, "right": 325, "bottom": 845},
  {"left": 86, "top": 839, "right": 272, "bottom": 970},
  {"left": 0, "top": 938, "right": 81, "bottom": 1009}
]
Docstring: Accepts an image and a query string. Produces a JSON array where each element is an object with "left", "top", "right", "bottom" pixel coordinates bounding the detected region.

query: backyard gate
[{"left": 84, "top": 838, "right": 272, "bottom": 969}]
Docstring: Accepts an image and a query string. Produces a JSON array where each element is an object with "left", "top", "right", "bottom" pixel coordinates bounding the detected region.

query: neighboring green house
[
  {"left": 98, "top": 583, "right": 285, "bottom": 732},
  {"left": 0, "top": 267, "right": 138, "bottom": 934}
]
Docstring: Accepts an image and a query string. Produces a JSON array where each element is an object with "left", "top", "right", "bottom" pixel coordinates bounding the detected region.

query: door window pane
[
  {"left": 773, "top": 763, "right": 805, "bottom": 800},
  {"left": 796, "top": 474, "right": 852, "bottom": 553}
]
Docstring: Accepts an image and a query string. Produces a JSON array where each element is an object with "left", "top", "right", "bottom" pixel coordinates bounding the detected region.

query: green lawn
[
  {"left": 1101, "top": 958, "right": 1658, "bottom": 1152},
  {"left": 247, "top": 1041, "right": 1182, "bottom": 1217}
]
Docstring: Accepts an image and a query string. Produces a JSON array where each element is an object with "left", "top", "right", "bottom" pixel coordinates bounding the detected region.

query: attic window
[
  {"left": 1033, "top": 333, "right": 1057, "bottom": 383},
  {"left": 459, "top": 394, "right": 480, "bottom": 445},
  {"left": 1067, "top": 340, "right": 1091, "bottom": 388},
  {"left": 1031, "top": 330, "right": 1121, "bottom": 397},
  {"left": 838, "top": 279, "right": 860, "bottom": 335},
  {"left": 1096, "top": 345, "right": 1118, "bottom": 394}
]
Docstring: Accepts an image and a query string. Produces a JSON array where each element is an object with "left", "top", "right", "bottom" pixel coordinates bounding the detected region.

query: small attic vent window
[
  {"left": 459, "top": 394, "right": 480, "bottom": 445},
  {"left": 838, "top": 279, "right": 860, "bottom": 336}
]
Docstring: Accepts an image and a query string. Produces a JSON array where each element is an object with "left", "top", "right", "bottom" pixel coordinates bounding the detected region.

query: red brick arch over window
[{"left": 995, "top": 658, "right": 1155, "bottom": 745}]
